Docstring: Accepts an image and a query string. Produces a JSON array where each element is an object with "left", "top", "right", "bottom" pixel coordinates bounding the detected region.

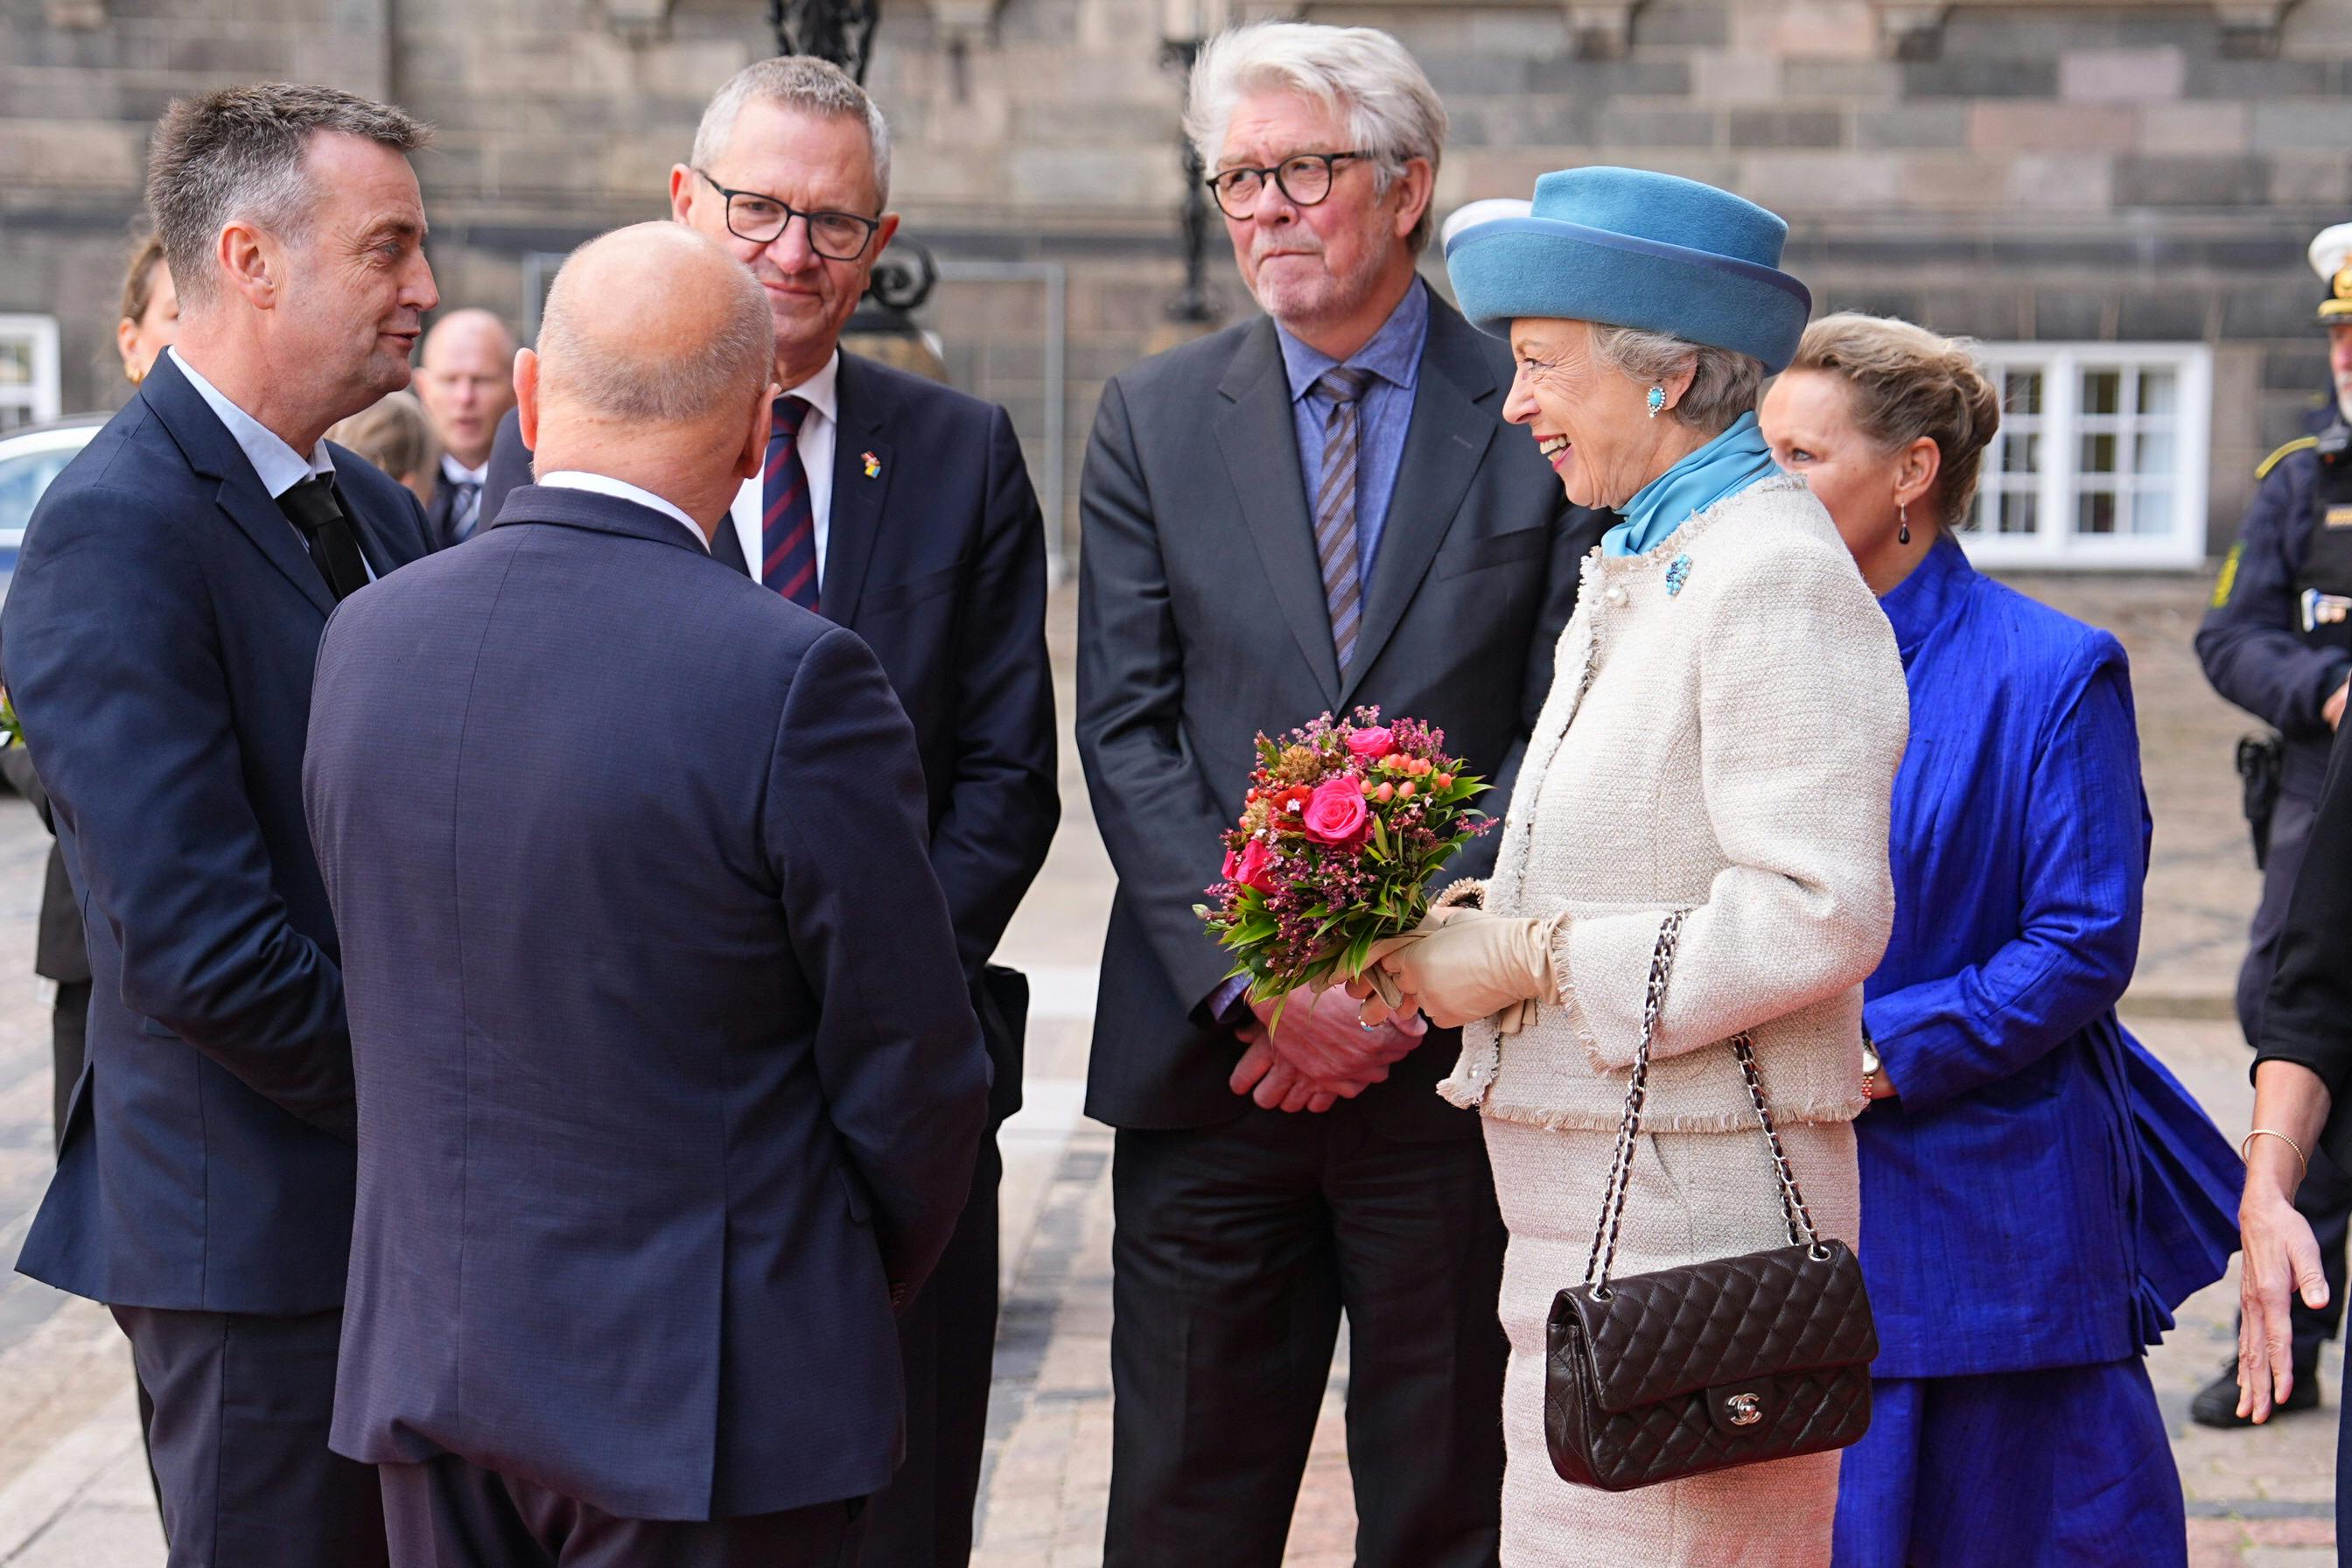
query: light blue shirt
[
  {"left": 168, "top": 346, "right": 335, "bottom": 499},
  {"left": 1275, "top": 278, "right": 1430, "bottom": 587},
  {"left": 168, "top": 347, "right": 377, "bottom": 583}
]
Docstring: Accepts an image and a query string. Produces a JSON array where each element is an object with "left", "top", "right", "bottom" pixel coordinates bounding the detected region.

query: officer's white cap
[{"left": 2311, "top": 222, "right": 2352, "bottom": 284}]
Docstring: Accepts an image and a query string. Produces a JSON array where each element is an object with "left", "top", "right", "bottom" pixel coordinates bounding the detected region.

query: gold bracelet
[{"left": 2242, "top": 1127, "right": 2310, "bottom": 1180}]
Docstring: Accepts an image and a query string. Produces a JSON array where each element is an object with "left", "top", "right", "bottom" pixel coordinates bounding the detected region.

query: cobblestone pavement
[{"left": 0, "top": 570, "right": 2338, "bottom": 1567}]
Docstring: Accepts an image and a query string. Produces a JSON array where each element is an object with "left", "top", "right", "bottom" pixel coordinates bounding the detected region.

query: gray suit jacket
[{"left": 1077, "top": 294, "right": 1609, "bottom": 1137}]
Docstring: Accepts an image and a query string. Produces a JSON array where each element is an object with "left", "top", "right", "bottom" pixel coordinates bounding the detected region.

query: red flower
[
  {"left": 1222, "top": 837, "right": 1278, "bottom": 892},
  {"left": 1270, "top": 786, "right": 1314, "bottom": 832},
  {"left": 1346, "top": 725, "right": 1396, "bottom": 760}
]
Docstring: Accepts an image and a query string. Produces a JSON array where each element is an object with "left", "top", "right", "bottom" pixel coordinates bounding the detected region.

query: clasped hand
[{"left": 1230, "top": 984, "right": 1426, "bottom": 1114}]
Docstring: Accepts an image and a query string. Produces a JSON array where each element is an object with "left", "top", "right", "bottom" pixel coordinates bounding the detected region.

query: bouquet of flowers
[{"left": 1194, "top": 707, "right": 1491, "bottom": 1025}]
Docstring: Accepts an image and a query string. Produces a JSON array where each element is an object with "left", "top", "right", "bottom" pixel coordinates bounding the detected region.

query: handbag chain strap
[{"left": 1580, "top": 910, "right": 1828, "bottom": 1297}]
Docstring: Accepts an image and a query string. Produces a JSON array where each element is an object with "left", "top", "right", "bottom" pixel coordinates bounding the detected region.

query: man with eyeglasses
[
  {"left": 1076, "top": 21, "right": 1606, "bottom": 1568},
  {"left": 482, "top": 56, "right": 1058, "bottom": 1568}
]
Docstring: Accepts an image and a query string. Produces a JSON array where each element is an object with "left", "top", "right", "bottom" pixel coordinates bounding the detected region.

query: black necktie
[{"left": 277, "top": 476, "right": 372, "bottom": 602}]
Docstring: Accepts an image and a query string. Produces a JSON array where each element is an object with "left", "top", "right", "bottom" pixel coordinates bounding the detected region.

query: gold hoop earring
[{"left": 1897, "top": 500, "right": 1911, "bottom": 547}]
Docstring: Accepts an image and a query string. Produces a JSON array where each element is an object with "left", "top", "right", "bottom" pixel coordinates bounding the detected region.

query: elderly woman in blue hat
[{"left": 1361, "top": 169, "right": 1909, "bottom": 1563}]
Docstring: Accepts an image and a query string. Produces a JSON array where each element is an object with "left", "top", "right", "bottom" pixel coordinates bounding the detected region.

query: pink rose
[
  {"left": 1222, "top": 838, "right": 1278, "bottom": 892},
  {"left": 1346, "top": 725, "right": 1396, "bottom": 760},
  {"left": 1300, "top": 777, "right": 1371, "bottom": 850}
]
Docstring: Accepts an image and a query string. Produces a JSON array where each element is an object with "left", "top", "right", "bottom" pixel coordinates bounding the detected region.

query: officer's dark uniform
[{"left": 2195, "top": 368, "right": 2352, "bottom": 1398}]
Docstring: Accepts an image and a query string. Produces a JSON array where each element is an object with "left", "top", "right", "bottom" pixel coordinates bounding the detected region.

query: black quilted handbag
[{"left": 1544, "top": 910, "right": 1878, "bottom": 1493}]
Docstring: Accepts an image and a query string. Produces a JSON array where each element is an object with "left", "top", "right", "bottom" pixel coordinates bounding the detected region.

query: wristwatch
[{"left": 1859, "top": 1035, "right": 1881, "bottom": 1102}]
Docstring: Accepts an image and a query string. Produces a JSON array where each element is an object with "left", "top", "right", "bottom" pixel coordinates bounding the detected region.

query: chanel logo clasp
[{"left": 1724, "top": 1391, "right": 1763, "bottom": 1427}]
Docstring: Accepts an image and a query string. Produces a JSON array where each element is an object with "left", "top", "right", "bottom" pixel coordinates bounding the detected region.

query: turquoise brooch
[{"left": 1665, "top": 554, "right": 1692, "bottom": 597}]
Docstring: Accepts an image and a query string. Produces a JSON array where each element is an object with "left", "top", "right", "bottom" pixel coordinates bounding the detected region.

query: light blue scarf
[{"left": 1602, "top": 411, "right": 1779, "bottom": 557}]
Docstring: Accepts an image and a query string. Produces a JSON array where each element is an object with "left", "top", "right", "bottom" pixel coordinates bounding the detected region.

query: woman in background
[
  {"left": 116, "top": 230, "right": 176, "bottom": 386},
  {"left": 1760, "top": 312, "right": 2239, "bottom": 1568},
  {"left": 327, "top": 388, "right": 439, "bottom": 508}
]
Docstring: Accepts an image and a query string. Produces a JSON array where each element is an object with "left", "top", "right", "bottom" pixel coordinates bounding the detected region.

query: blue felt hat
[{"left": 1445, "top": 166, "right": 1813, "bottom": 374}]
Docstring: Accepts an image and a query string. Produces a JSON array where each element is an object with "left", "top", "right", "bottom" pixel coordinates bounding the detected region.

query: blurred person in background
[
  {"left": 116, "top": 230, "right": 178, "bottom": 388},
  {"left": 1762, "top": 313, "right": 2237, "bottom": 1568},
  {"left": 411, "top": 307, "right": 514, "bottom": 545},
  {"left": 328, "top": 388, "right": 438, "bottom": 506},
  {"left": 2192, "top": 220, "right": 2352, "bottom": 1426}
]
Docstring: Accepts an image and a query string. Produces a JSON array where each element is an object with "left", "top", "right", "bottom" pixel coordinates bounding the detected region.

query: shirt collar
[
  {"left": 440, "top": 453, "right": 489, "bottom": 487},
  {"left": 169, "top": 346, "right": 336, "bottom": 499},
  {"left": 1276, "top": 277, "right": 1430, "bottom": 406},
  {"left": 1876, "top": 530, "right": 1976, "bottom": 659},
  {"left": 535, "top": 470, "right": 710, "bottom": 551},
  {"left": 780, "top": 349, "right": 841, "bottom": 426}
]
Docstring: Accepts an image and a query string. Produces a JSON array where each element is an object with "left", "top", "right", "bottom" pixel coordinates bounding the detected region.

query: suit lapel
[
  {"left": 142, "top": 355, "right": 336, "bottom": 619},
  {"left": 819, "top": 354, "right": 895, "bottom": 626},
  {"left": 1338, "top": 305, "right": 1498, "bottom": 708},
  {"left": 1214, "top": 320, "right": 1340, "bottom": 707}
]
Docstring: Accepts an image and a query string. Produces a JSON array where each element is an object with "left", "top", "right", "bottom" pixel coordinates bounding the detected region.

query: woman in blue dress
[{"left": 1760, "top": 313, "right": 2242, "bottom": 1567}]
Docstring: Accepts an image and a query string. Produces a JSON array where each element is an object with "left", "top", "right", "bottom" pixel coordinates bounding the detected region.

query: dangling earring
[
  {"left": 1897, "top": 500, "right": 1911, "bottom": 547},
  {"left": 126, "top": 361, "right": 144, "bottom": 386},
  {"left": 1646, "top": 385, "right": 1664, "bottom": 419}
]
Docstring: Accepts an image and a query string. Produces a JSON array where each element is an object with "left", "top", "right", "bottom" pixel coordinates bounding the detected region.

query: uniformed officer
[{"left": 2190, "top": 221, "right": 2352, "bottom": 1426}]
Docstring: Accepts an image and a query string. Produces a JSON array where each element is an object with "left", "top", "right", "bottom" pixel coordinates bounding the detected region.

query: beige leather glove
[{"left": 1371, "top": 908, "right": 1566, "bottom": 1032}]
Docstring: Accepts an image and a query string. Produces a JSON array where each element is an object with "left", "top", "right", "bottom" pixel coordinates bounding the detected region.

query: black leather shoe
[{"left": 2190, "top": 1355, "right": 2322, "bottom": 1427}]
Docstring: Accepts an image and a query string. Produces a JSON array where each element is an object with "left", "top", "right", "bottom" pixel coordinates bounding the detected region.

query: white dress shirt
[
  {"left": 727, "top": 349, "right": 840, "bottom": 584},
  {"left": 536, "top": 471, "right": 710, "bottom": 550},
  {"left": 170, "top": 346, "right": 374, "bottom": 580}
]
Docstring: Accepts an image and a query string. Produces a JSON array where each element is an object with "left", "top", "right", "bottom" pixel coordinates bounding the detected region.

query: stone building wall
[{"left": 5, "top": 0, "right": 2350, "bottom": 559}]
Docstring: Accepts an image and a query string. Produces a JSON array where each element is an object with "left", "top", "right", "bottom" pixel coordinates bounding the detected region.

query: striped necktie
[
  {"left": 1312, "top": 366, "right": 1376, "bottom": 676},
  {"left": 449, "top": 478, "right": 482, "bottom": 542},
  {"left": 762, "top": 395, "right": 818, "bottom": 610}
]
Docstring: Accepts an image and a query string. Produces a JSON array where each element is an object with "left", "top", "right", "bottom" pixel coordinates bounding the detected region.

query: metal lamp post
[
  {"left": 1158, "top": 0, "right": 1228, "bottom": 329},
  {"left": 769, "top": 0, "right": 945, "bottom": 375}
]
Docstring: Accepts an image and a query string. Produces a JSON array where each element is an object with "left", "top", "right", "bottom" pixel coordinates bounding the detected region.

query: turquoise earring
[{"left": 1646, "top": 385, "right": 1665, "bottom": 419}]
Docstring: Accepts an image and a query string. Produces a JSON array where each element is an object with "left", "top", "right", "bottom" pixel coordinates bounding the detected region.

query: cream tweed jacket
[{"left": 1439, "top": 475, "right": 1908, "bottom": 1133}]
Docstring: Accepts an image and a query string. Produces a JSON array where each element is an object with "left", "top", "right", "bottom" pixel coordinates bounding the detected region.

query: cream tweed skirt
[{"left": 1485, "top": 1115, "right": 1861, "bottom": 1568}]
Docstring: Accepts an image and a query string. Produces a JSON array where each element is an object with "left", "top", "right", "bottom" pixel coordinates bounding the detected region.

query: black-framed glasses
[
  {"left": 694, "top": 169, "right": 881, "bottom": 261},
  {"left": 1204, "top": 151, "right": 1370, "bottom": 220}
]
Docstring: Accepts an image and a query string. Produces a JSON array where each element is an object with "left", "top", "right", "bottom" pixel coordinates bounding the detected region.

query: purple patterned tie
[
  {"left": 762, "top": 395, "right": 818, "bottom": 610},
  {"left": 1312, "top": 367, "right": 1375, "bottom": 675}
]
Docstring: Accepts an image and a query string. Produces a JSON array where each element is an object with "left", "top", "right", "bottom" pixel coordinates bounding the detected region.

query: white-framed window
[
  {"left": 1956, "top": 341, "right": 2211, "bottom": 570},
  {"left": 0, "top": 316, "right": 62, "bottom": 433}
]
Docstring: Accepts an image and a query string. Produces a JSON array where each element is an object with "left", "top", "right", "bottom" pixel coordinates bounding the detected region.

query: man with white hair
[
  {"left": 412, "top": 306, "right": 518, "bottom": 543},
  {"left": 480, "top": 70, "right": 1058, "bottom": 1560},
  {"left": 307, "top": 220, "right": 991, "bottom": 1565},
  {"left": 1075, "top": 22, "right": 1607, "bottom": 1565},
  {"left": 3, "top": 82, "right": 440, "bottom": 1566}
]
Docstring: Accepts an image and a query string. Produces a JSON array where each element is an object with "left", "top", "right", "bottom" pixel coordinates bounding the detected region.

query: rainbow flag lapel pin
[{"left": 861, "top": 452, "right": 882, "bottom": 480}]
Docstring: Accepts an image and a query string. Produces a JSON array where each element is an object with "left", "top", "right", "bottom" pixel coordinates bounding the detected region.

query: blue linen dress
[{"left": 1830, "top": 536, "right": 2238, "bottom": 1568}]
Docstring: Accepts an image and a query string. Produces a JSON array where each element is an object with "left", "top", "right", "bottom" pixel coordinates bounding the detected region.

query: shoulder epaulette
[{"left": 2257, "top": 436, "right": 2320, "bottom": 481}]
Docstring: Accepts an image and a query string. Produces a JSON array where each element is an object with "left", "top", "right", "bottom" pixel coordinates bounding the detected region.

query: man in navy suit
[
  {"left": 479, "top": 58, "right": 1058, "bottom": 1565},
  {"left": 2, "top": 85, "right": 440, "bottom": 1567},
  {"left": 307, "top": 220, "right": 991, "bottom": 1566}
]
